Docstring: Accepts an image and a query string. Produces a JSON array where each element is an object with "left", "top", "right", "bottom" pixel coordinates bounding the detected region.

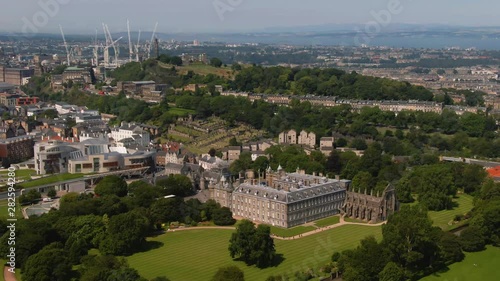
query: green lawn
[
  {"left": 18, "top": 173, "right": 85, "bottom": 188},
  {"left": 0, "top": 199, "right": 23, "bottom": 220},
  {"left": 269, "top": 225, "right": 316, "bottom": 237},
  {"left": 428, "top": 194, "right": 474, "bottom": 231},
  {"left": 344, "top": 217, "right": 368, "bottom": 224},
  {"left": 168, "top": 107, "right": 196, "bottom": 117},
  {"left": 420, "top": 246, "right": 500, "bottom": 281},
  {"left": 314, "top": 216, "right": 340, "bottom": 228},
  {"left": 0, "top": 169, "right": 36, "bottom": 180},
  {"left": 127, "top": 225, "right": 382, "bottom": 281}
]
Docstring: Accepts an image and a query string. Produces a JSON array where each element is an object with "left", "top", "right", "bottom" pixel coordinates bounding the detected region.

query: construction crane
[
  {"left": 135, "top": 29, "right": 141, "bottom": 62},
  {"left": 127, "top": 19, "right": 133, "bottom": 63},
  {"left": 146, "top": 22, "right": 158, "bottom": 59},
  {"left": 102, "top": 24, "right": 122, "bottom": 68},
  {"left": 89, "top": 28, "right": 100, "bottom": 67},
  {"left": 59, "top": 25, "right": 71, "bottom": 66}
]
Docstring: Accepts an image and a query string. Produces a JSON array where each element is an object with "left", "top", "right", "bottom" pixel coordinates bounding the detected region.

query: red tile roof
[{"left": 487, "top": 166, "right": 500, "bottom": 177}]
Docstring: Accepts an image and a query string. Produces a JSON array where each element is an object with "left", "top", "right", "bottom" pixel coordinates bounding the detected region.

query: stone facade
[
  {"left": 209, "top": 168, "right": 349, "bottom": 228},
  {"left": 342, "top": 184, "right": 398, "bottom": 223},
  {"left": 278, "top": 130, "right": 297, "bottom": 144}
]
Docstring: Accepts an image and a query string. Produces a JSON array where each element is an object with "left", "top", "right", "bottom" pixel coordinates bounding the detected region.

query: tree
[
  {"left": 47, "top": 188, "right": 57, "bottom": 198},
  {"left": 79, "top": 255, "right": 132, "bottom": 281},
  {"left": 209, "top": 148, "right": 217, "bottom": 157},
  {"left": 351, "top": 171, "right": 374, "bottom": 193},
  {"left": 23, "top": 243, "right": 73, "bottom": 281},
  {"left": 94, "top": 175, "right": 128, "bottom": 197},
  {"left": 229, "top": 220, "right": 256, "bottom": 263},
  {"left": 210, "top": 57, "right": 223, "bottom": 68},
  {"left": 42, "top": 109, "right": 59, "bottom": 119},
  {"left": 150, "top": 197, "right": 185, "bottom": 224},
  {"left": 211, "top": 266, "right": 244, "bottom": 281},
  {"left": 438, "top": 232, "right": 464, "bottom": 264},
  {"left": 382, "top": 205, "right": 441, "bottom": 279},
  {"left": 99, "top": 211, "right": 150, "bottom": 255},
  {"left": 378, "top": 262, "right": 405, "bottom": 281},
  {"left": 335, "top": 138, "right": 348, "bottom": 147},
  {"left": 19, "top": 189, "right": 41, "bottom": 204},
  {"left": 213, "top": 207, "right": 236, "bottom": 226},
  {"left": 340, "top": 236, "right": 388, "bottom": 281},
  {"left": 350, "top": 138, "right": 367, "bottom": 150},
  {"left": 229, "top": 220, "right": 276, "bottom": 268},
  {"left": 250, "top": 225, "right": 276, "bottom": 268},
  {"left": 460, "top": 226, "right": 486, "bottom": 252},
  {"left": 107, "top": 268, "right": 143, "bottom": 281},
  {"left": 156, "top": 175, "right": 194, "bottom": 197},
  {"left": 231, "top": 63, "right": 242, "bottom": 71}
]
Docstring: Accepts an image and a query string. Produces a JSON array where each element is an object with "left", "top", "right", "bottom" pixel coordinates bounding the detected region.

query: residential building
[
  {"left": 110, "top": 122, "right": 151, "bottom": 147},
  {"left": 278, "top": 129, "right": 297, "bottom": 144},
  {"left": 0, "top": 135, "right": 35, "bottom": 167}
]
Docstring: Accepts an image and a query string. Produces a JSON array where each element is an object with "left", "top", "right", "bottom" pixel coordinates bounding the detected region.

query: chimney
[{"left": 335, "top": 175, "right": 340, "bottom": 181}]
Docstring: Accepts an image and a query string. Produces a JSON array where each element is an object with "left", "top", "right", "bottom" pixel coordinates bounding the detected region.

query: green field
[
  {"left": 0, "top": 170, "right": 37, "bottom": 191},
  {"left": 420, "top": 246, "right": 500, "bottom": 281},
  {"left": 344, "top": 217, "right": 368, "bottom": 224},
  {"left": 269, "top": 225, "right": 316, "bottom": 237},
  {"left": 128, "top": 225, "right": 382, "bottom": 281},
  {"left": 428, "top": 194, "right": 474, "bottom": 231},
  {"left": 0, "top": 199, "right": 23, "bottom": 220},
  {"left": 0, "top": 169, "right": 36, "bottom": 181},
  {"left": 168, "top": 107, "right": 196, "bottom": 117},
  {"left": 314, "top": 216, "right": 340, "bottom": 228},
  {"left": 18, "top": 173, "right": 84, "bottom": 188}
]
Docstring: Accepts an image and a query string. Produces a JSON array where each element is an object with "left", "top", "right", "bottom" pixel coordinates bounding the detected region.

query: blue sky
[{"left": 1, "top": 0, "right": 499, "bottom": 34}]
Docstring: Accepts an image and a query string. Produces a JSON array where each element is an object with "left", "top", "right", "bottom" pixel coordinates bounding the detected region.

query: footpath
[{"left": 166, "top": 216, "right": 386, "bottom": 240}]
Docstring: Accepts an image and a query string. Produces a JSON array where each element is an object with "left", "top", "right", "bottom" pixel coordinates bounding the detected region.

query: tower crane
[
  {"left": 127, "top": 19, "right": 133, "bottom": 62},
  {"left": 146, "top": 22, "right": 158, "bottom": 59},
  {"left": 59, "top": 25, "right": 71, "bottom": 66},
  {"left": 135, "top": 29, "right": 141, "bottom": 62}
]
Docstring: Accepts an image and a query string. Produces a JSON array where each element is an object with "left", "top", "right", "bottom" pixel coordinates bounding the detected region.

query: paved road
[{"left": 3, "top": 266, "right": 17, "bottom": 281}]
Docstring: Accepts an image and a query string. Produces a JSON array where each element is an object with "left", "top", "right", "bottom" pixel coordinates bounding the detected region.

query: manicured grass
[
  {"left": 314, "top": 216, "right": 340, "bottom": 228},
  {"left": 420, "top": 246, "right": 500, "bottom": 281},
  {"left": 428, "top": 194, "right": 474, "bottom": 231},
  {"left": 18, "top": 173, "right": 85, "bottom": 188},
  {"left": 0, "top": 199, "right": 23, "bottom": 220},
  {"left": 269, "top": 225, "right": 316, "bottom": 237},
  {"left": 344, "top": 217, "right": 368, "bottom": 224},
  {"left": 168, "top": 107, "right": 196, "bottom": 116},
  {"left": 127, "top": 225, "right": 382, "bottom": 281},
  {"left": 0, "top": 169, "right": 36, "bottom": 180}
]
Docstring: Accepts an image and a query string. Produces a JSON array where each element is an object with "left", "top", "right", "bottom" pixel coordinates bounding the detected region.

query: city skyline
[{"left": 1, "top": 0, "right": 500, "bottom": 34}]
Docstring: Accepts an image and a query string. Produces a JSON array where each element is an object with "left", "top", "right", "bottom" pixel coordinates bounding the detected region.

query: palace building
[{"left": 208, "top": 166, "right": 398, "bottom": 228}]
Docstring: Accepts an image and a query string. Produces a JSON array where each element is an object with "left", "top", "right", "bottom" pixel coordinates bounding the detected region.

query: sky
[{"left": 0, "top": 0, "right": 499, "bottom": 34}]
